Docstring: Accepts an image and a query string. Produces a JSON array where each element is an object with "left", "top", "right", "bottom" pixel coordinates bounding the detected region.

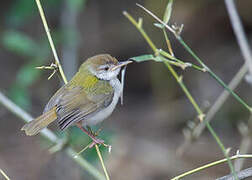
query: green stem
[
  {"left": 124, "top": 11, "right": 206, "bottom": 73},
  {"left": 95, "top": 145, "right": 110, "bottom": 180},
  {"left": 136, "top": 3, "right": 252, "bottom": 113},
  {"left": 35, "top": 0, "right": 68, "bottom": 84},
  {"left": 163, "top": 28, "right": 174, "bottom": 56},
  {"left": 178, "top": 37, "right": 252, "bottom": 112},
  {"left": 124, "top": 11, "right": 237, "bottom": 179},
  {"left": 159, "top": 49, "right": 206, "bottom": 72},
  {"left": 206, "top": 123, "right": 238, "bottom": 180},
  {"left": 123, "top": 11, "right": 157, "bottom": 52},
  {"left": 163, "top": 60, "right": 203, "bottom": 116},
  {"left": 164, "top": 58, "right": 237, "bottom": 179},
  {"left": 171, "top": 154, "right": 252, "bottom": 180}
]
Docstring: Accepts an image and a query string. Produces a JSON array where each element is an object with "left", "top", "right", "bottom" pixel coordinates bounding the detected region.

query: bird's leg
[
  {"left": 76, "top": 122, "right": 104, "bottom": 148},
  {"left": 86, "top": 126, "right": 94, "bottom": 135}
]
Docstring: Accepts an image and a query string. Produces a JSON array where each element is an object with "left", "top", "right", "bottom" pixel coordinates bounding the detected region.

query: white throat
[{"left": 83, "top": 78, "right": 122, "bottom": 126}]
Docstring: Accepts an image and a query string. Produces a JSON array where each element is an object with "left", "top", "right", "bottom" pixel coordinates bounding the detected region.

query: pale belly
[{"left": 82, "top": 78, "right": 121, "bottom": 126}]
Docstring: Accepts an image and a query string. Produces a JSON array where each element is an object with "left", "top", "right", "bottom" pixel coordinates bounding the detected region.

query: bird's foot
[
  {"left": 76, "top": 123, "right": 111, "bottom": 150},
  {"left": 89, "top": 138, "right": 105, "bottom": 148}
]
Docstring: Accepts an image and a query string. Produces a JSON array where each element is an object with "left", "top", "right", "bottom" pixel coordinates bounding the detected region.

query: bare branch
[
  {"left": 225, "top": 0, "right": 252, "bottom": 77},
  {"left": 216, "top": 167, "right": 252, "bottom": 180}
]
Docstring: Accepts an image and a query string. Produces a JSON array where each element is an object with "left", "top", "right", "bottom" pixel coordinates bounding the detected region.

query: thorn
[
  {"left": 108, "top": 145, "right": 112, "bottom": 153},
  {"left": 226, "top": 147, "right": 231, "bottom": 155},
  {"left": 48, "top": 70, "right": 56, "bottom": 80},
  {"left": 178, "top": 75, "right": 183, "bottom": 83},
  {"left": 138, "top": 17, "right": 143, "bottom": 28},
  {"left": 236, "top": 149, "right": 240, "bottom": 156},
  {"left": 122, "top": 11, "right": 127, "bottom": 16},
  {"left": 36, "top": 65, "right": 54, "bottom": 70},
  {"left": 198, "top": 113, "right": 206, "bottom": 122},
  {"left": 36, "top": 63, "right": 58, "bottom": 70}
]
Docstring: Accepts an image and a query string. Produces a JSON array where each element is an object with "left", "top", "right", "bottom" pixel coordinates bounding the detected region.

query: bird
[{"left": 21, "top": 54, "right": 132, "bottom": 146}]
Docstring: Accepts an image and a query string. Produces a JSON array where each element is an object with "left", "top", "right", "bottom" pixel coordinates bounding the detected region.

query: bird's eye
[{"left": 104, "top": 67, "right": 109, "bottom": 71}]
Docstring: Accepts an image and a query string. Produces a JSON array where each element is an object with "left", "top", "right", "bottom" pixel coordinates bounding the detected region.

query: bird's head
[{"left": 80, "top": 54, "right": 132, "bottom": 80}]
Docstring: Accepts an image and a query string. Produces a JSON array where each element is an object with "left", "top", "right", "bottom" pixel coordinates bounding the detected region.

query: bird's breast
[{"left": 83, "top": 78, "right": 122, "bottom": 126}]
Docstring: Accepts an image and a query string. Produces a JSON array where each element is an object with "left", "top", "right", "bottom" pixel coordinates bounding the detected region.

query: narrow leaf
[
  {"left": 130, "top": 54, "right": 162, "bottom": 62},
  {"left": 153, "top": 23, "right": 164, "bottom": 29},
  {"left": 2, "top": 31, "right": 39, "bottom": 57},
  {"left": 163, "top": 0, "right": 173, "bottom": 24}
]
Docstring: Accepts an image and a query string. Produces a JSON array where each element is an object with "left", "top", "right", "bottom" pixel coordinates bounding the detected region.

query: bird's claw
[{"left": 89, "top": 138, "right": 105, "bottom": 148}]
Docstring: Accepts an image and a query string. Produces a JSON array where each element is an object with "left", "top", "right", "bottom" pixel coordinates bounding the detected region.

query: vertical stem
[
  {"left": 162, "top": 28, "right": 174, "bottom": 56},
  {"left": 164, "top": 61, "right": 237, "bottom": 179},
  {"left": 163, "top": 60, "right": 203, "bottom": 116},
  {"left": 95, "top": 145, "right": 110, "bottom": 180},
  {"left": 35, "top": 0, "right": 68, "bottom": 84},
  {"left": 206, "top": 123, "right": 237, "bottom": 179}
]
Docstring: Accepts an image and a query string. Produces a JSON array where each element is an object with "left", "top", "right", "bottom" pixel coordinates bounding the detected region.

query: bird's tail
[{"left": 21, "top": 106, "right": 57, "bottom": 136}]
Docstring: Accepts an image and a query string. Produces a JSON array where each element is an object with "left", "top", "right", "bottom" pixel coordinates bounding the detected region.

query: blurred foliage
[
  {"left": 1, "top": 30, "right": 49, "bottom": 109},
  {"left": 5, "top": 0, "right": 61, "bottom": 27},
  {"left": 2, "top": 31, "right": 40, "bottom": 57}
]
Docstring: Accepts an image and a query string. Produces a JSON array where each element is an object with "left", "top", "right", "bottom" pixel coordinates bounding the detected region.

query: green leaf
[
  {"left": 2, "top": 31, "right": 39, "bottom": 57},
  {"left": 163, "top": 0, "right": 173, "bottom": 24},
  {"left": 5, "top": 0, "right": 36, "bottom": 26},
  {"left": 153, "top": 23, "right": 164, "bottom": 29},
  {"left": 130, "top": 54, "right": 162, "bottom": 62}
]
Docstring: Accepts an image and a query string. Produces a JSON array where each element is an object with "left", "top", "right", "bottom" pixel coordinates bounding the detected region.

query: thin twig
[
  {"left": 178, "top": 63, "right": 247, "bottom": 155},
  {"left": 224, "top": 0, "right": 252, "bottom": 75},
  {"left": 95, "top": 145, "right": 110, "bottom": 180},
  {"left": 171, "top": 154, "right": 252, "bottom": 180},
  {"left": 0, "top": 91, "right": 105, "bottom": 180},
  {"left": 35, "top": 0, "right": 68, "bottom": 83},
  {"left": 136, "top": 3, "right": 252, "bottom": 113},
  {"left": 0, "top": 169, "right": 10, "bottom": 180},
  {"left": 192, "top": 64, "right": 248, "bottom": 139},
  {"left": 217, "top": 167, "right": 252, "bottom": 180}
]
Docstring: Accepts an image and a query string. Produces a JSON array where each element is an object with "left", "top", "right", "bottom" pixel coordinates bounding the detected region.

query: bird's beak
[{"left": 110, "top": 60, "right": 132, "bottom": 71}]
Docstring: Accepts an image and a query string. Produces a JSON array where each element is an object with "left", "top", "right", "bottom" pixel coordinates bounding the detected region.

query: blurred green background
[{"left": 0, "top": 0, "right": 252, "bottom": 179}]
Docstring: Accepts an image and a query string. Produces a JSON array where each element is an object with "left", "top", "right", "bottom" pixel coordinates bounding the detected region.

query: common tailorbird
[{"left": 21, "top": 54, "right": 132, "bottom": 145}]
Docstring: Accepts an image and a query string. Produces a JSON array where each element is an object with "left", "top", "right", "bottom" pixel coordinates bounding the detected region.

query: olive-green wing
[{"left": 43, "top": 84, "right": 113, "bottom": 130}]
